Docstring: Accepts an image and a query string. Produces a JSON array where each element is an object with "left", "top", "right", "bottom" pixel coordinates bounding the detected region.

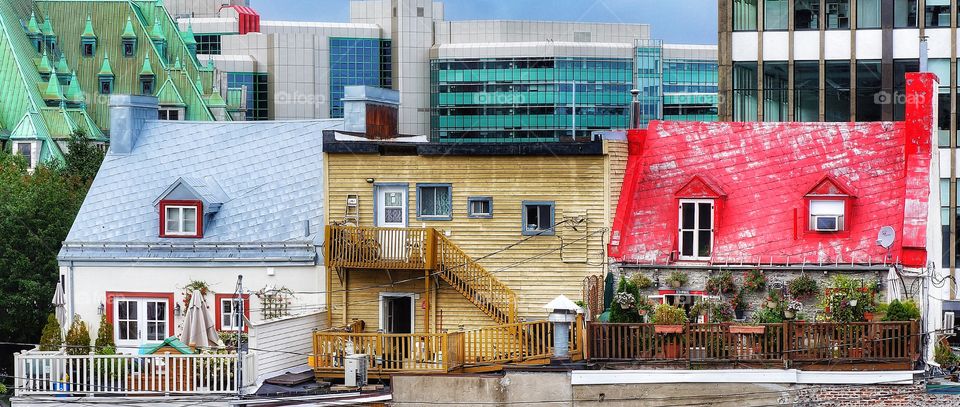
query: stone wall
[{"left": 793, "top": 383, "right": 960, "bottom": 407}]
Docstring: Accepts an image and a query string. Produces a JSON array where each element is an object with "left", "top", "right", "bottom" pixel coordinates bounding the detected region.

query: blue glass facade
[
  {"left": 637, "top": 40, "right": 719, "bottom": 124},
  {"left": 329, "top": 37, "right": 385, "bottom": 118},
  {"left": 226, "top": 72, "right": 269, "bottom": 121}
]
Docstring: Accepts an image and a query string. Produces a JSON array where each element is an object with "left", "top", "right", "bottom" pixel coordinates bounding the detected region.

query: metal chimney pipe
[
  {"left": 630, "top": 89, "right": 641, "bottom": 129},
  {"left": 920, "top": 36, "right": 929, "bottom": 72}
]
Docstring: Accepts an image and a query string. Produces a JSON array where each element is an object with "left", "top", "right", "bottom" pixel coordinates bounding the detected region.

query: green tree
[
  {"left": 62, "top": 130, "right": 105, "bottom": 183},
  {"left": 94, "top": 314, "right": 115, "bottom": 352},
  {"left": 64, "top": 316, "right": 91, "bottom": 356},
  {"left": 39, "top": 314, "right": 63, "bottom": 351}
]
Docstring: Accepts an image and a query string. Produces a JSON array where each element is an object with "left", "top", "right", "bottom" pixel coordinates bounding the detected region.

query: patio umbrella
[
  {"left": 886, "top": 267, "right": 904, "bottom": 302},
  {"left": 179, "top": 289, "right": 220, "bottom": 349},
  {"left": 51, "top": 281, "right": 66, "bottom": 331}
]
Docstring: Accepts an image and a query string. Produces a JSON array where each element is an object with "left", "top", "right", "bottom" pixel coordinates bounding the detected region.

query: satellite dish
[{"left": 877, "top": 226, "right": 896, "bottom": 249}]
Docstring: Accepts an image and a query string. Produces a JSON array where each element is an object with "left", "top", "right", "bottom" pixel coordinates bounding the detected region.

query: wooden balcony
[
  {"left": 587, "top": 321, "right": 920, "bottom": 371},
  {"left": 325, "top": 225, "right": 434, "bottom": 270}
]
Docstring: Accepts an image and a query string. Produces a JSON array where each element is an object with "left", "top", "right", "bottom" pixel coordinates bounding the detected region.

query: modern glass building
[
  {"left": 430, "top": 57, "right": 633, "bottom": 142},
  {"left": 329, "top": 37, "right": 386, "bottom": 118},
  {"left": 227, "top": 72, "right": 269, "bottom": 121},
  {"left": 637, "top": 40, "right": 720, "bottom": 126}
]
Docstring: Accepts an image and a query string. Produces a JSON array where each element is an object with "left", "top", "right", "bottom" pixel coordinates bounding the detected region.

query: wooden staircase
[{"left": 434, "top": 233, "right": 517, "bottom": 325}]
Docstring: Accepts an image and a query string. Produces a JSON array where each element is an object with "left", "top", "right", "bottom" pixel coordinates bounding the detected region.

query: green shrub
[
  {"left": 629, "top": 273, "right": 654, "bottom": 290},
  {"left": 788, "top": 275, "right": 819, "bottom": 299},
  {"left": 652, "top": 304, "right": 688, "bottom": 325},
  {"left": 751, "top": 306, "right": 784, "bottom": 324},
  {"left": 818, "top": 275, "right": 877, "bottom": 323},
  {"left": 705, "top": 271, "right": 735, "bottom": 295},
  {"left": 94, "top": 314, "right": 114, "bottom": 350},
  {"left": 610, "top": 278, "right": 644, "bottom": 323},
  {"left": 934, "top": 340, "right": 960, "bottom": 368},
  {"left": 64, "top": 315, "right": 91, "bottom": 356},
  {"left": 882, "top": 299, "right": 921, "bottom": 321},
  {"left": 39, "top": 314, "right": 62, "bottom": 351}
]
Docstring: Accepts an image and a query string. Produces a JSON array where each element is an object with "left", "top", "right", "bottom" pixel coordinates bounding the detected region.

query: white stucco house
[{"left": 56, "top": 95, "right": 341, "bottom": 384}]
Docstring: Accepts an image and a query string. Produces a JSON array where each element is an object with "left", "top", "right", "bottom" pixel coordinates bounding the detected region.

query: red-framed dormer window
[
  {"left": 674, "top": 175, "right": 726, "bottom": 261},
  {"left": 803, "top": 175, "right": 855, "bottom": 234},
  {"left": 159, "top": 200, "right": 203, "bottom": 238},
  {"left": 215, "top": 294, "right": 250, "bottom": 332}
]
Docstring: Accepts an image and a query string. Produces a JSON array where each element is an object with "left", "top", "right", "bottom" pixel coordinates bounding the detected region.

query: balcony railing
[
  {"left": 14, "top": 350, "right": 251, "bottom": 396},
  {"left": 326, "top": 225, "right": 432, "bottom": 270},
  {"left": 587, "top": 321, "right": 919, "bottom": 370},
  {"left": 312, "top": 332, "right": 465, "bottom": 375},
  {"left": 463, "top": 318, "right": 583, "bottom": 364}
]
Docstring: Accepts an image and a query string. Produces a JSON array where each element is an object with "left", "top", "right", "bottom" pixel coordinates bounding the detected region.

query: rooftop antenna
[{"left": 877, "top": 226, "right": 896, "bottom": 263}]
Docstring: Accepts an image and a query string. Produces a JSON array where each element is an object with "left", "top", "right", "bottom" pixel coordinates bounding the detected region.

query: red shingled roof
[{"left": 609, "top": 73, "right": 938, "bottom": 268}]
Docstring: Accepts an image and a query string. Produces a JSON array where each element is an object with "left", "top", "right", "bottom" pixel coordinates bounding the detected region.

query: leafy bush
[
  {"left": 652, "top": 304, "right": 688, "bottom": 325},
  {"left": 934, "top": 340, "right": 960, "bottom": 368},
  {"left": 752, "top": 306, "right": 784, "bottom": 324},
  {"left": 743, "top": 269, "right": 766, "bottom": 292},
  {"left": 729, "top": 289, "right": 748, "bottom": 312},
  {"left": 610, "top": 278, "right": 645, "bottom": 323},
  {"left": 39, "top": 313, "right": 62, "bottom": 351},
  {"left": 182, "top": 280, "right": 211, "bottom": 307},
  {"left": 691, "top": 298, "right": 735, "bottom": 323},
  {"left": 629, "top": 273, "right": 654, "bottom": 290},
  {"left": 665, "top": 271, "right": 688, "bottom": 288},
  {"left": 788, "top": 275, "right": 818, "bottom": 299},
  {"left": 65, "top": 315, "right": 91, "bottom": 355},
  {"left": 819, "top": 275, "right": 878, "bottom": 323},
  {"left": 705, "top": 271, "right": 735, "bottom": 295},
  {"left": 882, "top": 299, "right": 921, "bottom": 321},
  {"left": 94, "top": 314, "right": 114, "bottom": 350}
]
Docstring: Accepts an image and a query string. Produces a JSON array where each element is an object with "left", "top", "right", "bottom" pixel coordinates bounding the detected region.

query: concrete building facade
[{"left": 172, "top": 0, "right": 718, "bottom": 141}]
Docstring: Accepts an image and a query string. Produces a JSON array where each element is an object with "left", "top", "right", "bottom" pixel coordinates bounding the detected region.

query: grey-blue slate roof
[{"left": 59, "top": 119, "right": 342, "bottom": 265}]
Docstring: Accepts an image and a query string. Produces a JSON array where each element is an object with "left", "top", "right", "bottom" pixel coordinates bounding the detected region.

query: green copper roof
[
  {"left": 40, "top": 16, "right": 54, "bottom": 37},
  {"left": 42, "top": 69, "right": 63, "bottom": 100},
  {"left": 156, "top": 78, "right": 185, "bottom": 106},
  {"left": 81, "top": 15, "right": 96, "bottom": 38},
  {"left": 121, "top": 16, "right": 136, "bottom": 39},
  {"left": 150, "top": 17, "right": 164, "bottom": 40},
  {"left": 98, "top": 54, "right": 113, "bottom": 77},
  {"left": 26, "top": 12, "right": 40, "bottom": 35},
  {"left": 55, "top": 54, "right": 68, "bottom": 74},
  {"left": 10, "top": 112, "right": 43, "bottom": 140},
  {"left": 173, "top": 55, "right": 181, "bottom": 70},
  {"left": 139, "top": 55, "right": 154, "bottom": 76},
  {"left": 139, "top": 337, "right": 193, "bottom": 355},
  {"left": 205, "top": 88, "right": 226, "bottom": 107},
  {"left": 65, "top": 72, "right": 83, "bottom": 103},
  {"left": 36, "top": 50, "right": 51, "bottom": 73},
  {"left": 180, "top": 24, "right": 196, "bottom": 46},
  {"left": 194, "top": 74, "right": 203, "bottom": 94}
]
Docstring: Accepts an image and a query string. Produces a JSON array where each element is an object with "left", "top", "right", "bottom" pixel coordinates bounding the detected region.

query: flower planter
[
  {"left": 729, "top": 325, "right": 766, "bottom": 335},
  {"left": 671, "top": 280, "right": 682, "bottom": 289},
  {"left": 848, "top": 347, "right": 864, "bottom": 358},
  {"left": 662, "top": 342, "right": 682, "bottom": 359},
  {"left": 766, "top": 301, "right": 777, "bottom": 309},
  {"left": 784, "top": 310, "right": 796, "bottom": 319},
  {"left": 864, "top": 312, "right": 875, "bottom": 322},
  {"left": 654, "top": 325, "right": 684, "bottom": 334}
]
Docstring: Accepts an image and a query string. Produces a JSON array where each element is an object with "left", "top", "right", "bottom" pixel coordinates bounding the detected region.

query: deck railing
[
  {"left": 587, "top": 321, "right": 919, "bottom": 369},
  {"left": 14, "top": 351, "right": 246, "bottom": 396},
  {"left": 325, "top": 225, "right": 431, "bottom": 270},
  {"left": 462, "top": 317, "right": 583, "bottom": 364},
  {"left": 312, "top": 332, "right": 465, "bottom": 374}
]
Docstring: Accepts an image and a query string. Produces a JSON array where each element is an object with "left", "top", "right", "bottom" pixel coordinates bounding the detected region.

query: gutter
[{"left": 617, "top": 263, "right": 894, "bottom": 273}]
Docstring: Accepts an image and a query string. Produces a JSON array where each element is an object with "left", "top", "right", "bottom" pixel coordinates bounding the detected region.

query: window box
[
  {"left": 467, "top": 196, "right": 493, "bottom": 219},
  {"left": 416, "top": 184, "right": 452, "bottom": 221},
  {"left": 159, "top": 200, "right": 203, "bottom": 238},
  {"left": 522, "top": 201, "right": 555, "bottom": 236}
]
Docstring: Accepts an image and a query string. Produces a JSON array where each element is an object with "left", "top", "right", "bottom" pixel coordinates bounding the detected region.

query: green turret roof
[
  {"left": 194, "top": 74, "right": 204, "bottom": 94},
  {"left": 36, "top": 50, "right": 52, "bottom": 74},
  {"left": 98, "top": 54, "right": 113, "bottom": 77},
  {"left": 150, "top": 17, "right": 164, "bottom": 40},
  {"left": 81, "top": 15, "right": 96, "bottom": 38},
  {"left": 27, "top": 12, "right": 40, "bottom": 35},
  {"left": 139, "top": 55, "right": 154, "bottom": 76},
  {"left": 173, "top": 55, "right": 182, "bottom": 70},
  {"left": 41, "top": 16, "right": 54, "bottom": 37},
  {"left": 156, "top": 78, "right": 185, "bottom": 106},
  {"left": 66, "top": 72, "right": 83, "bottom": 103},
  {"left": 205, "top": 87, "right": 227, "bottom": 107},
  {"left": 43, "top": 69, "right": 64, "bottom": 100},
  {"left": 55, "top": 55, "right": 69, "bottom": 74},
  {"left": 181, "top": 24, "right": 196, "bottom": 46},
  {"left": 121, "top": 16, "right": 136, "bottom": 39}
]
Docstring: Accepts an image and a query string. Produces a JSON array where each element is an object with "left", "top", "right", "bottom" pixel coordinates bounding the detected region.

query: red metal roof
[
  {"left": 610, "top": 73, "right": 937, "bottom": 268},
  {"left": 222, "top": 5, "right": 260, "bottom": 34}
]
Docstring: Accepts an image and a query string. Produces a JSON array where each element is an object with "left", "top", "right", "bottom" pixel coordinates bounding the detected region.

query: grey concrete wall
[{"left": 391, "top": 372, "right": 572, "bottom": 407}]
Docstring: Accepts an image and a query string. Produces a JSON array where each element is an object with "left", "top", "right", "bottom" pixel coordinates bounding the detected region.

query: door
[
  {"left": 382, "top": 294, "right": 413, "bottom": 334},
  {"left": 375, "top": 185, "right": 408, "bottom": 260},
  {"left": 114, "top": 298, "right": 169, "bottom": 349}
]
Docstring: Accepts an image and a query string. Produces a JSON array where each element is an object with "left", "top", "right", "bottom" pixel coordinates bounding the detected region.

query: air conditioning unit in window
[
  {"left": 945, "top": 312, "right": 956, "bottom": 337},
  {"left": 813, "top": 215, "right": 840, "bottom": 232}
]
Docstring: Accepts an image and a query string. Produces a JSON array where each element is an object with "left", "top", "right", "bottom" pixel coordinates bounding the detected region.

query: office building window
[
  {"left": 733, "top": 0, "right": 758, "bottom": 31},
  {"left": 857, "top": 0, "right": 881, "bottom": 28},
  {"left": 930, "top": 59, "right": 951, "bottom": 146},
  {"left": 825, "top": 0, "right": 851, "bottom": 29},
  {"left": 227, "top": 72, "right": 269, "bottom": 120},
  {"left": 765, "top": 0, "right": 788, "bottom": 30},
  {"left": 894, "top": 0, "right": 918, "bottom": 28},
  {"left": 824, "top": 61, "right": 850, "bottom": 122},
  {"left": 794, "top": 62, "right": 819, "bottom": 122},
  {"left": 795, "top": 0, "right": 820, "bottom": 30},
  {"left": 329, "top": 37, "right": 382, "bottom": 118},
  {"left": 763, "top": 62, "right": 788, "bottom": 122},
  {"left": 855, "top": 60, "right": 882, "bottom": 121},
  {"left": 893, "top": 59, "right": 919, "bottom": 121},
  {"left": 733, "top": 62, "right": 758, "bottom": 121},
  {"left": 942, "top": 179, "right": 951, "bottom": 267},
  {"left": 926, "top": 0, "right": 951, "bottom": 27},
  {"left": 380, "top": 40, "right": 393, "bottom": 89},
  {"left": 195, "top": 34, "right": 221, "bottom": 55}
]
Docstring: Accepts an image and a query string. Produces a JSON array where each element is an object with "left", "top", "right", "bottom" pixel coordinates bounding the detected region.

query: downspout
[{"left": 68, "top": 261, "right": 75, "bottom": 326}]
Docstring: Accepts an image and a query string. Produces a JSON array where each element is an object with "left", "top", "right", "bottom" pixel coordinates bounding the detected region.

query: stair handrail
[{"left": 435, "top": 231, "right": 517, "bottom": 324}]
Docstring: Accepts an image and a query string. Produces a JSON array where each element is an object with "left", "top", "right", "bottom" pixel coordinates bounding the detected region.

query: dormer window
[
  {"left": 159, "top": 201, "right": 202, "bottom": 238},
  {"left": 123, "top": 39, "right": 136, "bottom": 57},
  {"left": 140, "top": 76, "right": 154, "bottom": 95},
  {"left": 82, "top": 42, "right": 94, "bottom": 57},
  {"left": 679, "top": 199, "right": 714, "bottom": 259},
  {"left": 804, "top": 175, "right": 854, "bottom": 233},
  {"left": 99, "top": 77, "right": 113, "bottom": 94}
]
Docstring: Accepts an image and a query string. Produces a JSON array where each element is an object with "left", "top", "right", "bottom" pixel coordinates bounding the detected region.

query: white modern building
[{"left": 169, "top": 0, "right": 718, "bottom": 141}]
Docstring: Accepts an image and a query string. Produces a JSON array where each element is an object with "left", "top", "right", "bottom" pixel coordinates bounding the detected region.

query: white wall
[{"left": 248, "top": 311, "right": 327, "bottom": 381}]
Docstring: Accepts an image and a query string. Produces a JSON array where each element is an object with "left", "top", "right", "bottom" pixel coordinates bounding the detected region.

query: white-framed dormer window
[
  {"left": 809, "top": 200, "right": 845, "bottom": 232},
  {"left": 158, "top": 107, "right": 184, "bottom": 121},
  {"left": 160, "top": 200, "right": 202, "bottom": 238},
  {"left": 678, "top": 199, "right": 714, "bottom": 260}
]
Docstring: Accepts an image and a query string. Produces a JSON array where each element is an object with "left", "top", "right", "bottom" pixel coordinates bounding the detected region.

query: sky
[{"left": 249, "top": 0, "right": 718, "bottom": 45}]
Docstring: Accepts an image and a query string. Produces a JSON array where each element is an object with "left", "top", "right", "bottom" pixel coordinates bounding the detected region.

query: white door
[
  {"left": 375, "top": 185, "right": 407, "bottom": 227},
  {"left": 115, "top": 298, "right": 169, "bottom": 350}
]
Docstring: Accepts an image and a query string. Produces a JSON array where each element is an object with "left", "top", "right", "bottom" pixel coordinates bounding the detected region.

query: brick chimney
[
  {"left": 108, "top": 95, "right": 158, "bottom": 154},
  {"left": 901, "top": 72, "right": 939, "bottom": 267}
]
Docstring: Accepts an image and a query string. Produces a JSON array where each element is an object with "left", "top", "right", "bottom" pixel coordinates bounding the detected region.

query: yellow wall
[{"left": 325, "top": 140, "right": 628, "bottom": 332}]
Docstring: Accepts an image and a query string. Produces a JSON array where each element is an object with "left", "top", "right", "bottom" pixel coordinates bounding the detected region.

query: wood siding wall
[
  {"left": 248, "top": 311, "right": 327, "bottom": 376},
  {"left": 325, "top": 140, "right": 628, "bottom": 332}
]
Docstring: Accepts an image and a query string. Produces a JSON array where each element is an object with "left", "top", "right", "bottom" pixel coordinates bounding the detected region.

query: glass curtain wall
[
  {"left": 825, "top": 0, "right": 851, "bottom": 29},
  {"left": 329, "top": 37, "right": 383, "bottom": 118},
  {"left": 855, "top": 60, "right": 882, "bottom": 121},
  {"left": 926, "top": 0, "right": 951, "bottom": 27},
  {"left": 765, "top": 0, "right": 789, "bottom": 30},
  {"left": 795, "top": 0, "right": 820, "bottom": 30},
  {"left": 824, "top": 61, "right": 851, "bottom": 121},
  {"left": 733, "top": 62, "right": 759, "bottom": 121},
  {"left": 763, "top": 62, "right": 788, "bottom": 121},
  {"left": 893, "top": 59, "right": 920, "bottom": 120},
  {"left": 794, "top": 61, "right": 819, "bottom": 121},
  {"left": 894, "top": 0, "right": 919, "bottom": 28},
  {"left": 733, "top": 0, "right": 759, "bottom": 31},
  {"left": 857, "top": 0, "right": 881, "bottom": 28}
]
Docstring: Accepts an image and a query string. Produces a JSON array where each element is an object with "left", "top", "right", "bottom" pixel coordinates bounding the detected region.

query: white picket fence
[{"left": 14, "top": 350, "right": 253, "bottom": 396}]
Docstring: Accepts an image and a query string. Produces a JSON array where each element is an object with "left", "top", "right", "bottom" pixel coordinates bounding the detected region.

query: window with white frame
[
  {"left": 809, "top": 200, "right": 845, "bottom": 231},
  {"left": 678, "top": 200, "right": 714, "bottom": 259},
  {"left": 163, "top": 204, "right": 199, "bottom": 236},
  {"left": 14, "top": 142, "right": 35, "bottom": 169},
  {"left": 158, "top": 108, "right": 182, "bottom": 120},
  {"left": 220, "top": 297, "right": 244, "bottom": 331}
]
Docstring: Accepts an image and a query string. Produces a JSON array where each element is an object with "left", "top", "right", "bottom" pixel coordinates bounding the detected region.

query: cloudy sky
[{"left": 249, "top": 0, "right": 718, "bottom": 45}]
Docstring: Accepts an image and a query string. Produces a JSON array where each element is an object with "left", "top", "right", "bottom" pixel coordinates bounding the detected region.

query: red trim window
[
  {"left": 215, "top": 294, "right": 250, "bottom": 332},
  {"left": 159, "top": 200, "right": 203, "bottom": 238},
  {"left": 105, "top": 291, "right": 176, "bottom": 342},
  {"left": 803, "top": 175, "right": 855, "bottom": 235}
]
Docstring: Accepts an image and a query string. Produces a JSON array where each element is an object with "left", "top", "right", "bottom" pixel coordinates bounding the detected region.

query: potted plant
[
  {"left": 788, "top": 275, "right": 818, "bottom": 300},
  {"left": 652, "top": 304, "right": 688, "bottom": 359},
  {"left": 690, "top": 298, "right": 734, "bottom": 324},
  {"left": 730, "top": 289, "right": 748, "bottom": 320},
  {"left": 743, "top": 269, "right": 767, "bottom": 292},
  {"left": 784, "top": 299, "right": 803, "bottom": 320},
  {"left": 665, "top": 271, "right": 688, "bottom": 289},
  {"left": 705, "top": 271, "right": 735, "bottom": 295},
  {"left": 609, "top": 278, "right": 644, "bottom": 323}
]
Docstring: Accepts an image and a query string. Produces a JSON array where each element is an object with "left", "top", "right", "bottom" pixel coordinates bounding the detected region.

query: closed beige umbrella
[
  {"left": 52, "top": 281, "right": 66, "bottom": 332},
  {"left": 179, "top": 289, "right": 220, "bottom": 349}
]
